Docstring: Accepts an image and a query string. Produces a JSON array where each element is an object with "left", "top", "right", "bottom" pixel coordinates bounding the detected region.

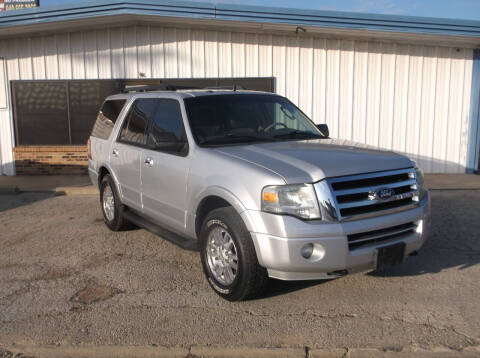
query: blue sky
[{"left": 38, "top": 0, "right": 480, "bottom": 21}]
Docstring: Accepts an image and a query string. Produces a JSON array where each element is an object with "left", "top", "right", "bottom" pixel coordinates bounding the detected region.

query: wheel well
[
  {"left": 98, "top": 167, "right": 110, "bottom": 187},
  {"left": 195, "top": 196, "right": 232, "bottom": 238}
]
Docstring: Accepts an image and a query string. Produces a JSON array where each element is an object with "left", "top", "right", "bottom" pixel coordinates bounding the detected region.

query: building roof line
[{"left": 1, "top": 0, "right": 480, "bottom": 39}]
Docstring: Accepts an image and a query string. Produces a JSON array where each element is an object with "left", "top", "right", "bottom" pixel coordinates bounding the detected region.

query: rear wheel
[
  {"left": 100, "top": 174, "right": 128, "bottom": 231},
  {"left": 200, "top": 207, "right": 269, "bottom": 301}
]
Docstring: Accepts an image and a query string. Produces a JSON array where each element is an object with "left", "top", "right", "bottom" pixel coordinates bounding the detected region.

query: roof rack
[
  {"left": 121, "top": 84, "right": 199, "bottom": 93},
  {"left": 203, "top": 85, "right": 245, "bottom": 91},
  {"left": 121, "top": 84, "right": 245, "bottom": 93}
]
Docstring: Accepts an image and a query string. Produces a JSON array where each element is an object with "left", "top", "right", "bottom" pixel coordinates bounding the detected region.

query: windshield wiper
[
  {"left": 272, "top": 130, "right": 323, "bottom": 139},
  {"left": 199, "top": 134, "right": 277, "bottom": 146}
]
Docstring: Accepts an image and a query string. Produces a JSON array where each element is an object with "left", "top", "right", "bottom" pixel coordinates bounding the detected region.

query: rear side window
[
  {"left": 147, "top": 99, "right": 188, "bottom": 155},
  {"left": 118, "top": 98, "right": 157, "bottom": 146},
  {"left": 91, "top": 100, "right": 126, "bottom": 140}
]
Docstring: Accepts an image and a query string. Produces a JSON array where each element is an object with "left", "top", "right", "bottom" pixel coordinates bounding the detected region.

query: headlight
[{"left": 261, "top": 184, "right": 321, "bottom": 220}]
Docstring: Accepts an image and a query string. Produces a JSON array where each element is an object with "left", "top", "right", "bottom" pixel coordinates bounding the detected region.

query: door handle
[
  {"left": 144, "top": 157, "right": 154, "bottom": 167},
  {"left": 112, "top": 149, "right": 119, "bottom": 157}
]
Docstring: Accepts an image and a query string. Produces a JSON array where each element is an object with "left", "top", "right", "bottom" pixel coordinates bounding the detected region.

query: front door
[
  {"left": 141, "top": 98, "right": 190, "bottom": 233},
  {"left": 109, "top": 98, "right": 156, "bottom": 209}
]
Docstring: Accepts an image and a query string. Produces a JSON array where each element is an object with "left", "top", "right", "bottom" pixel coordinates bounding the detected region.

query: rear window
[{"left": 90, "top": 100, "right": 126, "bottom": 140}]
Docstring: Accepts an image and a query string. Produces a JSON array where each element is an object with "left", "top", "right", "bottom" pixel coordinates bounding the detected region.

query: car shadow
[
  {"left": 369, "top": 190, "right": 480, "bottom": 277},
  {"left": 258, "top": 190, "right": 480, "bottom": 297},
  {"left": 0, "top": 191, "right": 61, "bottom": 212},
  {"left": 259, "top": 278, "right": 332, "bottom": 299}
]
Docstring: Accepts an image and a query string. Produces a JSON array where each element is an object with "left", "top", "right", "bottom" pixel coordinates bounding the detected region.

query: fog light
[{"left": 301, "top": 243, "right": 314, "bottom": 259}]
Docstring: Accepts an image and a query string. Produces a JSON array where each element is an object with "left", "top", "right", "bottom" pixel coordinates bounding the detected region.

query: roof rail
[
  {"left": 121, "top": 84, "right": 200, "bottom": 93},
  {"left": 202, "top": 85, "right": 245, "bottom": 91},
  {"left": 121, "top": 84, "right": 245, "bottom": 93}
]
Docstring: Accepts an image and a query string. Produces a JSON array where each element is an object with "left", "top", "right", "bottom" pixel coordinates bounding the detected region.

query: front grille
[
  {"left": 328, "top": 168, "right": 419, "bottom": 221},
  {"left": 347, "top": 221, "right": 418, "bottom": 250}
]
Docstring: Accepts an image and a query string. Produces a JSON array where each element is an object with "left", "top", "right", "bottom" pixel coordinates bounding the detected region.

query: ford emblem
[{"left": 368, "top": 187, "right": 395, "bottom": 200}]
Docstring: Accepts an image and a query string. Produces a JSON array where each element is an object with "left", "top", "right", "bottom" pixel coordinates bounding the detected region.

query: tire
[
  {"left": 100, "top": 174, "right": 128, "bottom": 231},
  {"left": 199, "top": 207, "right": 269, "bottom": 301}
]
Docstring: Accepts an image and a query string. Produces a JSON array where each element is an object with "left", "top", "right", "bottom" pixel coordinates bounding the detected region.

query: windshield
[{"left": 184, "top": 94, "right": 325, "bottom": 146}]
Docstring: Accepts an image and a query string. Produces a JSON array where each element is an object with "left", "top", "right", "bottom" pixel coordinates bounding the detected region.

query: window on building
[
  {"left": 14, "top": 82, "right": 70, "bottom": 145},
  {"left": 69, "top": 81, "right": 123, "bottom": 144},
  {"left": 12, "top": 77, "right": 274, "bottom": 146},
  {"left": 12, "top": 80, "right": 123, "bottom": 145},
  {"left": 147, "top": 99, "right": 188, "bottom": 155}
]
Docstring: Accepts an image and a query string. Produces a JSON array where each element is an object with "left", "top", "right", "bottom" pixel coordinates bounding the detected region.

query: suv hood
[{"left": 216, "top": 139, "right": 413, "bottom": 183}]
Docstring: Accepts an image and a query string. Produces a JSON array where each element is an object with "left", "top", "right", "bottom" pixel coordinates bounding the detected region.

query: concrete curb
[
  {"left": 55, "top": 186, "right": 98, "bottom": 196},
  {"left": 2, "top": 345, "right": 187, "bottom": 358},
  {"left": 0, "top": 186, "right": 98, "bottom": 196},
  {"left": 3, "top": 345, "right": 479, "bottom": 358},
  {"left": 189, "top": 347, "right": 307, "bottom": 358},
  {"left": 0, "top": 175, "right": 97, "bottom": 196}
]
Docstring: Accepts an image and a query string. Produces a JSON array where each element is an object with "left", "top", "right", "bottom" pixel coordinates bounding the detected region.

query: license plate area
[{"left": 376, "top": 242, "right": 406, "bottom": 271}]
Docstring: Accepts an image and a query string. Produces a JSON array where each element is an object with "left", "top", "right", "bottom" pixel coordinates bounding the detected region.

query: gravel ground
[{"left": 0, "top": 191, "right": 479, "bottom": 352}]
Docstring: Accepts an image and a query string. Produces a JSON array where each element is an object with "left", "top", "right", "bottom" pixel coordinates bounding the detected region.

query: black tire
[
  {"left": 199, "top": 207, "right": 269, "bottom": 301},
  {"left": 100, "top": 174, "right": 128, "bottom": 231}
]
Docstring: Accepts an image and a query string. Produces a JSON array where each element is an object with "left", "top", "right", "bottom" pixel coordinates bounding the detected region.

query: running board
[{"left": 123, "top": 210, "right": 199, "bottom": 252}]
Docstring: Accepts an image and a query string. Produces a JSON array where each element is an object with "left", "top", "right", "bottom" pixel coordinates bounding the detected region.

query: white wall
[
  {"left": 0, "top": 25, "right": 475, "bottom": 174},
  {"left": 0, "top": 56, "right": 14, "bottom": 176}
]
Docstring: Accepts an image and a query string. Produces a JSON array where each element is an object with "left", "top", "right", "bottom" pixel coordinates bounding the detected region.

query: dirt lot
[{"left": 0, "top": 190, "right": 479, "bottom": 353}]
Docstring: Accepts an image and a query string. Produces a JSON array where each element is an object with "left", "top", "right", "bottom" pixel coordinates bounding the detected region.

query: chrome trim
[
  {"left": 334, "top": 179, "right": 417, "bottom": 196},
  {"left": 328, "top": 167, "right": 414, "bottom": 183},
  {"left": 326, "top": 167, "right": 419, "bottom": 222},
  {"left": 340, "top": 203, "right": 420, "bottom": 222},
  {"left": 338, "top": 190, "right": 419, "bottom": 209},
  {"left": 313, "top": 179, "right": 339, "bottom": 222}
]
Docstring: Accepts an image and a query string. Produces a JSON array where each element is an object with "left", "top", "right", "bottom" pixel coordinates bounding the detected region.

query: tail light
[{"left": 87, "top": 138, "right": 92, "bottom": 160}]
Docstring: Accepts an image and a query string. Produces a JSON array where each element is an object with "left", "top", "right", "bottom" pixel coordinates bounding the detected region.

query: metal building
[{"left": 0, "top": 0, "right": 479, "bottom": 175}]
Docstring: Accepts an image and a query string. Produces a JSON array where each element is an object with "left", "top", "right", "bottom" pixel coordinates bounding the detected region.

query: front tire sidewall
[{"left": 200, "top": 218, "right": 242, "bottom": 298}]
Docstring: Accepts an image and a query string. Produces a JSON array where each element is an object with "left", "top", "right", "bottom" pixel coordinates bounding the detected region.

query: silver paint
[{"left": 89, "top": 90, "right": 431, "bottom": 280}]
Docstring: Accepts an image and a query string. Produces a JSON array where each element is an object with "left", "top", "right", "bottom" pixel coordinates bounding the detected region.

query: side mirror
[{"left": 316, "top": 124, "right": 329, "bottom": 138}]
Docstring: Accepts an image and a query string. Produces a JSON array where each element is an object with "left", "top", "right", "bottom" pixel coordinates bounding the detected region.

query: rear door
[
  {"left": 109, "top": 98, "right": 156, "bottom": 209},
  {"left": 141, "top": 98, "right": 190, "bottom": 233}
]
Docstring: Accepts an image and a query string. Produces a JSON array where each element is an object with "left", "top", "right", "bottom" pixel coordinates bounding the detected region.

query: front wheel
[{"left": 200, "top": 207, "right": 269, "bottom": 301}]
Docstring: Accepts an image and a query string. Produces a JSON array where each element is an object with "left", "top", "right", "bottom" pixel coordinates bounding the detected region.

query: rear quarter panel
[{"left": 88, "top": 97, "right": 133, "bottom": 189}]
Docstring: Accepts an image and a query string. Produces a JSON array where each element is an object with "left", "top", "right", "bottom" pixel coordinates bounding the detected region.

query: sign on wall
[{"left": 1, "top": 0, "right": 39, "bottom": 11}]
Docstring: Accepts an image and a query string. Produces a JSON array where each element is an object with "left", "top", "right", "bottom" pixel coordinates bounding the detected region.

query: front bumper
[{"left": 245, "top": 193, "right": 431, "bottom": 280}]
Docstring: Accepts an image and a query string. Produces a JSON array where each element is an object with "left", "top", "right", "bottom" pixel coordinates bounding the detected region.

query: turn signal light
[{"left": 262, "top": 192, "right": 278, "bottom": 202}]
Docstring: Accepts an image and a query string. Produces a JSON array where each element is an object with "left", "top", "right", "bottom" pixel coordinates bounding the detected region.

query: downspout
[{"left": 466, "top": 49, "right": 480, "bottom": 173}]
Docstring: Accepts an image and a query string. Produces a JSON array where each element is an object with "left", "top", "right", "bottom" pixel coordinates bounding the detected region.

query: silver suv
[{"left": 88, "top": 88, "right": 430, "bottom": 301}]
